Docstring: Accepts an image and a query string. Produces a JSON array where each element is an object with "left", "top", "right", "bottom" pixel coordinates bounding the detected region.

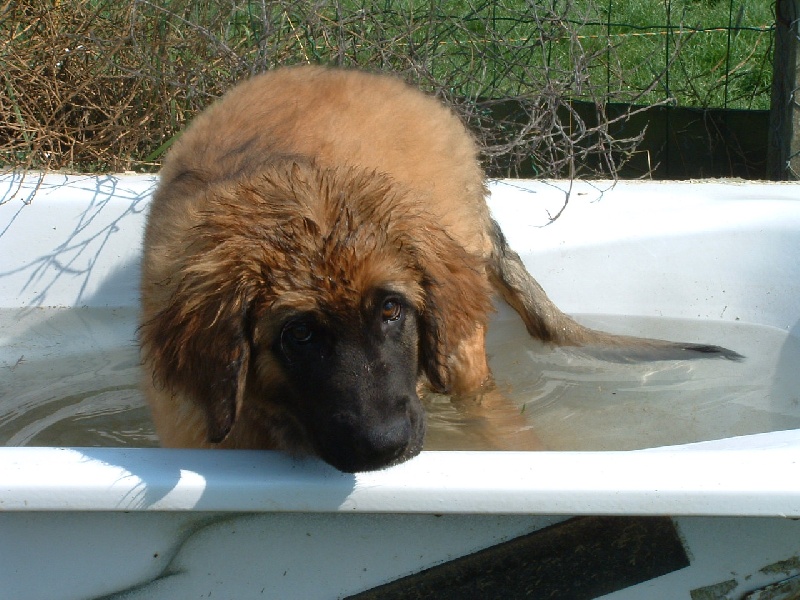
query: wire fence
[{"left": 0, "top": 0, "right": 779, "bottom": 178}]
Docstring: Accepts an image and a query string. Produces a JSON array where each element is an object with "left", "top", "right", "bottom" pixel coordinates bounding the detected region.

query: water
[
  {"left": 468, "top": 312, "right": 800, "bottom": 451},
  {"left": 1, "top": 307, "right": 798, "bottom": 451},
  {"left": 0, "top": 307, "right": 157, "bottom": 447}
]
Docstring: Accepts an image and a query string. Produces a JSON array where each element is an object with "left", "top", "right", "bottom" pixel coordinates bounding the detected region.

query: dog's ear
[
  {"left": 413, "top": 231, "right": 494, "bottom": 393},
  {"left": 141, "top": 271, "right": 253, "bottom": 444}
]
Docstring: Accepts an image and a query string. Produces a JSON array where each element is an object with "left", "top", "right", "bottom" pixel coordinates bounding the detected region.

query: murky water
[
  {"left": 0, "top": 308, "right": 156, "bottom": 447},
  {"left": 429, "top": 311, "right": 800, "bottom": 451},
  {"left": 1, "top": 307, "right": 798, "bottom": 451}
]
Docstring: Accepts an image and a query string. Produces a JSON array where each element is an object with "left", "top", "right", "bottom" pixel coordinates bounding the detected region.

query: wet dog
[{"left": 139, "top": 66, "right": 740, "bottom": 472}]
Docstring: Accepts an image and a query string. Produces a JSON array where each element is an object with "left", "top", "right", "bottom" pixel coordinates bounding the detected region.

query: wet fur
[{"left": 140, "top": 66, "right": 740, "bottom": 472}]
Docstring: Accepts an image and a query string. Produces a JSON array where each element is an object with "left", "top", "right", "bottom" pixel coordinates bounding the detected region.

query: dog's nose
[
  {"left": 324, "top": 399, "right": 419, "bottom": 472},
  {"left": 357, "top": 413, "right": 411, "bottom": 462}
]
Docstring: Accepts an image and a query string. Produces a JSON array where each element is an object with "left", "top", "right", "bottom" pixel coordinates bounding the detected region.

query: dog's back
[{"left": 155, "top": 66, "right": 493, "bottom": 258}]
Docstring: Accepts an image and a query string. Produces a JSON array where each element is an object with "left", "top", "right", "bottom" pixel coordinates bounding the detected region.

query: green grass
[
  {"left": 446, "top": 0, "right": 772, "bottom": 109},
  {"left": 140, "top": 0, "right": 771, "bottom": 109},
  {"left": 241, "top": 0, "right": 774, "bottom": 109},
  {"left": 605, "top": 0, "right": 774, "bottom": 109}
]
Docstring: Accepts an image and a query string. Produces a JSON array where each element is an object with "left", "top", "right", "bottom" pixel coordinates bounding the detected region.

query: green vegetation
[
  {"left": 599, "top": 0, "right": 774, "bottom": 109},
  {"left": 210, "top": 0, "right": 773, "bottom": 109},
  {"left": 0, "top": 0, "right": 774, "bottom": 174}
]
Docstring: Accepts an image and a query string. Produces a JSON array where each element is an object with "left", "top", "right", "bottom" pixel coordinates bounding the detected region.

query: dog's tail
[{"left": 487, "top": 219, "right": 743, "bottom": 362}]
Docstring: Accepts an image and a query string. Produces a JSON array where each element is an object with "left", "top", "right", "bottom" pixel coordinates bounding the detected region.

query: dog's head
[{"left": 141, "top": 162, "right": 492, "bottom": 472}]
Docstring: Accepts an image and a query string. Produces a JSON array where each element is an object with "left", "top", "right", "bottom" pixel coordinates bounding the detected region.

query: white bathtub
[{"left": 1, "top": 174, "right": 799, "bottom": 599}]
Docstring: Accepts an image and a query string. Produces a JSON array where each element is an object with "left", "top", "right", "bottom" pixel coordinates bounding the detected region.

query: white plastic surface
[
  {"left": 3, "top": 174, "right": 800, "bottom": 600},
  {"left": 1, "top": 436, "right": 800, "bottom": 516},
  {"left": 1, "top": 174, "right": 799, "bottom": 517}
]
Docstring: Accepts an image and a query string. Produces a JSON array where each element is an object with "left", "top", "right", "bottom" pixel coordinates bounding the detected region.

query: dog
[{"left": 139, "top": 66, "right": 741, "bottom": 473}]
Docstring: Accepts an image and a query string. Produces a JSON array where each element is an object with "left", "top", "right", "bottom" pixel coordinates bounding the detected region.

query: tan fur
[
  {"left": 140, "top": 65, "right": 739, "bottom": 458},
  {"left": 141, "top": 66, "right": 497, "bottom": 452}
]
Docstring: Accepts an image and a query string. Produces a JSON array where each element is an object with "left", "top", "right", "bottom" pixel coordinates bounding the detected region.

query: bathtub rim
[
  {"left": 1, "top": 432, "right": 799, "bottom": 516},
  {"left": 2, "top": 173, "right": 799, "bottom": 518}
]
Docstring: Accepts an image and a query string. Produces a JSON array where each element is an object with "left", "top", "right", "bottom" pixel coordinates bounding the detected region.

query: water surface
[{"left": 2, "top": 307, "right": 797, "bottom": 451}]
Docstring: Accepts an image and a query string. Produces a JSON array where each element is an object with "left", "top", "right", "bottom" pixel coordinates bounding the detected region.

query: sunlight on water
[
  {"left": 1, "top": 307, "right": 798, "bottom": 451},
  {"left": 480, "top": 312, "right": 800, "bottom": 450}
]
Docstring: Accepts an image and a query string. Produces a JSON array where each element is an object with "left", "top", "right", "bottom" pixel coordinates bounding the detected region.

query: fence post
[{"left": 769, "top": 0, "right": 800, "bottom": 179}]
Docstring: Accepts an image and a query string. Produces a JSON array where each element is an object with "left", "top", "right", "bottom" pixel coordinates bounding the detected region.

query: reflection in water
[
  {"left": 0, "top": 307, "right": 158, "bottom": 448},
  {"left": 1, "top": 307, "right": 798, "bottom": 451}
]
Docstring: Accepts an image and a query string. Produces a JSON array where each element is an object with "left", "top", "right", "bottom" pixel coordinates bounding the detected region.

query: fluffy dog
[{"left": 140, "top": 66, "right": 740, "bottom": 472}]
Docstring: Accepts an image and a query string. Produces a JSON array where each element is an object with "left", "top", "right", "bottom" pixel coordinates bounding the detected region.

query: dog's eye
[
  {"left": 283, "top": 320, "right": 314, "bottom": 344},
  {"left": 381, "top": 298, "right": 403, "bottom": 323},
  {"left": 278, "top": 318, "right": 323, "bottom": 363}
]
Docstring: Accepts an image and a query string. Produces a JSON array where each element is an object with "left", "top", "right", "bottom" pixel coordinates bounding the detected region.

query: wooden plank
[{"left": 768, "top": 0, "right": 800, "bottom": 179}]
